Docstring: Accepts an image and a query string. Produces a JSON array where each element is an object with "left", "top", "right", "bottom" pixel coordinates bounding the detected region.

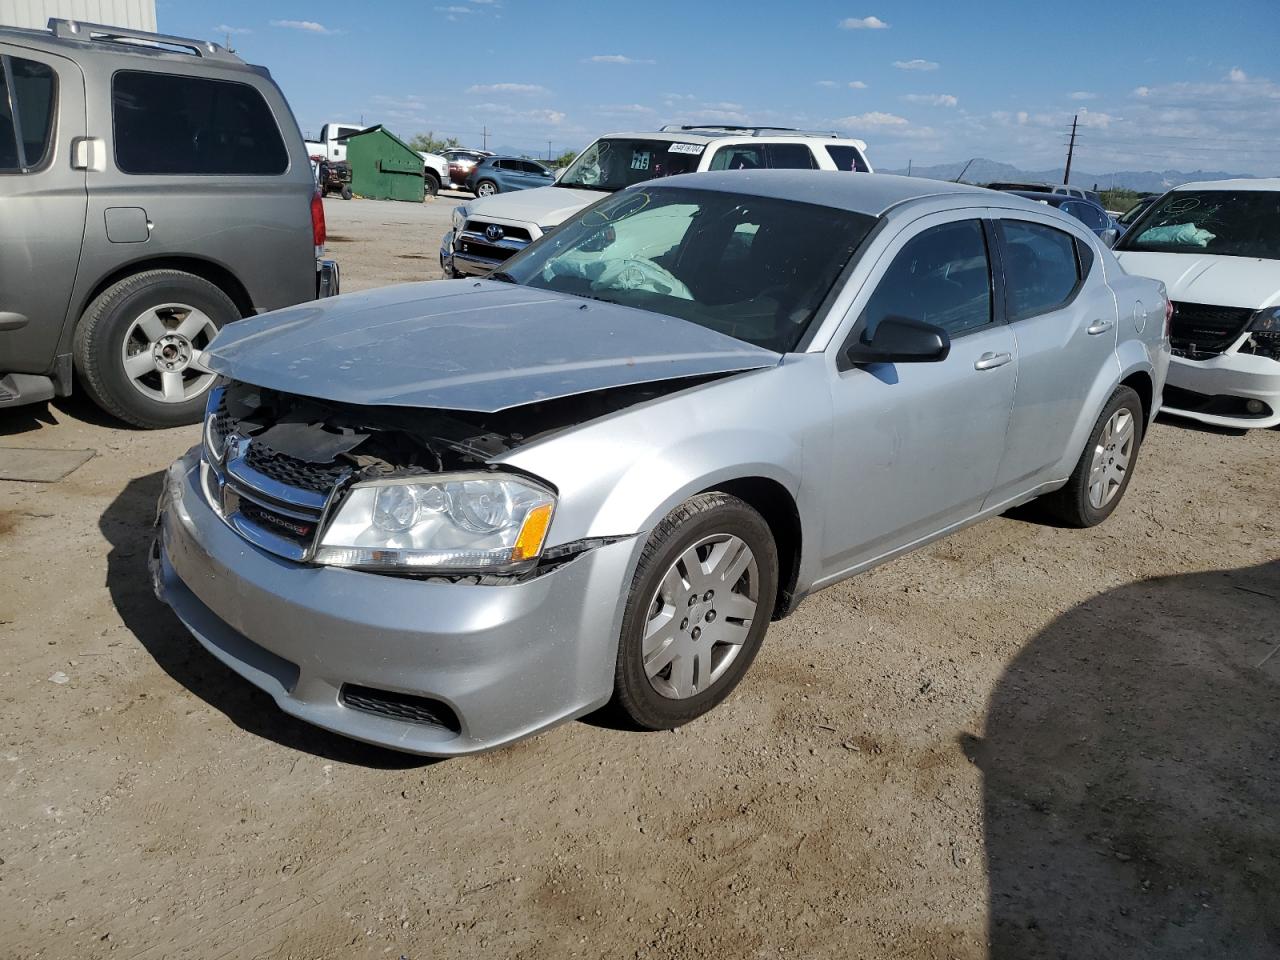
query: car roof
[
  {"left": 1171, "top": 177, "right": 1280, "bottom": 192},
  {"left": 0, "top": 21, "right": 263, "bottom": 76},
  {"left": 639, "top": 171, "right": 995, "bottom": 217},
  {"left": 600, "top": 129, "right": 868, "bottom": 149}
]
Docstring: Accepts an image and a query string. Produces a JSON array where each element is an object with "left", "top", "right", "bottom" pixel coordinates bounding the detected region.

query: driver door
[{"left": 818, "top": 212, "right": 1018, "bottom": 580}]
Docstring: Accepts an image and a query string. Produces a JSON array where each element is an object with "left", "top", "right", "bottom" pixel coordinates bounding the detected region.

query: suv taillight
[{"left": 311, "top": 190, "right": 326, "bottom": 249}]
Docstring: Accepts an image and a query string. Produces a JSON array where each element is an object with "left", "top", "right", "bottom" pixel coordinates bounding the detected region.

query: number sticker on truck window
[
  {"left": 631, "top": 151, "right": 651, "bottom": 171},
  {"left": 668, "top": 142, "right": 705, "bottom": 155}
]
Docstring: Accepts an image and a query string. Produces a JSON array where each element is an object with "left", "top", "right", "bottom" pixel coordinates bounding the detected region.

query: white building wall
[{"left": 0, "top": 0, "right": 157, "bottom": 31}]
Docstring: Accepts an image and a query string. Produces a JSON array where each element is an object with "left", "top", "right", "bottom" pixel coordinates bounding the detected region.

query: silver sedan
[{"left": 152, "top": 172, "right": 1171, "bottom": 755}]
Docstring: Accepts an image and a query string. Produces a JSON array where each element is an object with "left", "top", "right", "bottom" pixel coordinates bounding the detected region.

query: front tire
[
  {"left": 476, "top": 179, "right": 498, "bottom": 197},
  {"left": 424, "top": 173, "right": 440, "bottom": 198},
  {"left": 613, "top": 492, "right": 778, "bottom": 730},
  {"left": 1041, "top": 385, "right": 1144, "bottom": 527},
  {"left": 73, "top": 270, "right": 239, "bottom": 429}
]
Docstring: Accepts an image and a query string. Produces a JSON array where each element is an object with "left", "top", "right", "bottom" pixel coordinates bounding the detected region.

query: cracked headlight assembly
[
  {"left": 451, "top": 205, "right": 468, "bottom": 231},
  {"left": 1244, "top": 307, "right": 1280, "bottom": 361},
  {"left": 314, "top": 473, "right": 555, "bottom": 574}
]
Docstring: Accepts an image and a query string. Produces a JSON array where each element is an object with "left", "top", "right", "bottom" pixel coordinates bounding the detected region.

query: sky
[{"left": 160, "top": 0, "right": 1279, "bottom": 175}]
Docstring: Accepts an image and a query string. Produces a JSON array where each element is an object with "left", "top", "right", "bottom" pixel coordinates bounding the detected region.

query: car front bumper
[
  {"left": 151, "top": 451, "right": 637, "bottom": 756},
  {"left": 439, "top": 228, "right": 507, "bottom": 278},
  {"left": 1162, "top": 350, "right": 1280, "bottom": 429}
]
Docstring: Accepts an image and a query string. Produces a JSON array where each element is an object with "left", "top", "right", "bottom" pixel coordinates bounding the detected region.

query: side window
[
  {"left": 997, "top": 220, "right": 1081, "bottom": 322},
  {"left": 765, "top": 143, "right": 818, "bottom": 170},
  {"left": 824, "top": 144, "right": 870, "bottom": 172},
  {"left": 112, "top": 71, "right": 288, "bottom": 175},
  {"left": 1076, "top": 204, "right": 1107, "bottom": 231},
  {"left": 859, "top": 220, "right": 993, "bottom": 338},
  {"left": 0, "top": 55, "right": 57, "bottom": 172},
  {"left": 709, "top": 145, "right": 763, "bottom": 170}
]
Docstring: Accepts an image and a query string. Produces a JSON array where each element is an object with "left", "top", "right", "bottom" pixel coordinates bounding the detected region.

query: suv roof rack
[
  {"left": 659, "top": 124, "right": 842, "bottom": 139},
  {"left": 48, "top": 18, "right": 242, "bottom": 62}
]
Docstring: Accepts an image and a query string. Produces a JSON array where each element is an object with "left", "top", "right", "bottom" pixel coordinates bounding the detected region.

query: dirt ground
[{"left": 2, "top": 195, "right": 1277, "bottom": 960}]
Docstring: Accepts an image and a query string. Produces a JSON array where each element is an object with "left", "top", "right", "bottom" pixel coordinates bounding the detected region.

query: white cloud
[
  {"left": 586, "top": 54, "right": 656, "bottom": 65},
  {"left": 215, "top": 24, "right": 252, "bottom": 35},
  {"left": 904, "top": 93, "right": 957, "bottom": 107},
  {"left": 849, "top": 80, "right": 868, "bottom": 89},
  {"left": 703, "top": 101, "right": 745, "bottom": 112},
  {"left": 893, "top": 58, "right": 939, "bottom": 71},
  {"left": 1133, "top": 86, "right": 1151, "bottom": 98},
  {"left": 466, "top": 83, "right": 549, "bottom": 95},
  {"left": 816, "top": 80, "right": 839, "bottom": 88},
  {"left": 663, "top": 93, "right": 696, "bottom": 101},
  {"left": 599, "top": 103, "right": 656, "bottom": 114},
  {"left": 270, "top": 19, "right": 339, "bottom": 34},
  {"left": 1016, "top": 110, "right": 1029, "bottom": 125},
  {"left": 434, "top": 5, "right": 474, "bottom": 13},
  {"left": 836, "top": 111, "right": 908, "bottom": 128},
  {"left": 1070, "top": 91, "right": 1097, "bottom": 100},
  {"left": 1228, "top": 67, "right": 1248, "bottom": 82},
  {"left": 839, "top": 15, "right": 889, "bottom": 29}
]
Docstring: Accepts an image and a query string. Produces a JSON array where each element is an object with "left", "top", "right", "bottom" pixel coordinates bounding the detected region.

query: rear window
[
  {"left": 112, "top": 71, "right": 288, "bottom": 175},
  {"left": 1116, "top": 189, "right": 1280, "bottom": 260},
  {"left": 0, "top": 55, "right": 57, "bottom": 173},
  {"left": 824, "top": 145, "right": 870, "bottom": 172}
]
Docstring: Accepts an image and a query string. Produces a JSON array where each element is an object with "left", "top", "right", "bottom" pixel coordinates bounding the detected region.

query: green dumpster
[{"left": 344, "top": 125, "right": 424, "bottom": 201}]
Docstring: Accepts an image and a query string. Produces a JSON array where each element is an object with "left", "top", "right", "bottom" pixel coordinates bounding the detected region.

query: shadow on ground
[
  {"left": 101, "top": 469, "right": 431, "bottom": 769},
  {"left": 967, "top": 560, "right": 1280, "bottom": 958}
]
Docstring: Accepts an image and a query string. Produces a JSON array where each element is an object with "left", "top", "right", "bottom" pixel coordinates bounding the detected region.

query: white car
[
  {"left": 440, "top": 125, "right": 872, "bottom": 278},
  {"left": 1114, "top": 178, "right": 1280, "bottom": 429}
]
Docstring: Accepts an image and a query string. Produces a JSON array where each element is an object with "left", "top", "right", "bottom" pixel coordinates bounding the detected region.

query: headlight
[
  {"left": 452, "top": 205, "right": 468, "bottom": 230},
  {"left": 314, "top": 473, "right": 555, "bottom": 574},
  {"left": 203, "top": 385, "right": 230, "bottom": 465},
  {"left": 1244, "top": 307, "right": 1280, "bottom": 360}
]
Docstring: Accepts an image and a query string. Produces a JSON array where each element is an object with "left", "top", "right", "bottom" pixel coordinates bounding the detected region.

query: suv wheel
[
  {"left": 613, "top": 492, "right": 778, "bottom": 730},
  {"left": 476, "top": 179, "right": 498, "bottom": 197},
  {"left": 74, "top": 270, "right": 239, "bottom": 429},
  {"left": 424, "top": 173, "right": 440, "bottom": 198}
]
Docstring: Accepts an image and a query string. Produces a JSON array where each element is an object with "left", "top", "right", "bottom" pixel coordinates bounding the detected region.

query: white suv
[{"left": 440, "top": 125, "right": 872, "bottom": 277}]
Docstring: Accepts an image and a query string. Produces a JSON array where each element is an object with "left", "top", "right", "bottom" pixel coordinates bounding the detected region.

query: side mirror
[
  {"left": 1102, "top": 228, "right": 1119, "bottom": 248},
  {"left": 844, "top": 315, "right": 951, "bottom": 366}
]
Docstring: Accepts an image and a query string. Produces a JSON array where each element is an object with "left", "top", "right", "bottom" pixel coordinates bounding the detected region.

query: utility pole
[
  {"left": 1064, "top": 113, "right": 1079, "bottom": 186},
  {"left": 906, "top": 158, "right": 912, "bottom": 177},
  {"left": 548, "top": 140, "right": 553, "bottom": 162},
  {"left": 482, "top": 125, "right": 488, "bottom": 151}
]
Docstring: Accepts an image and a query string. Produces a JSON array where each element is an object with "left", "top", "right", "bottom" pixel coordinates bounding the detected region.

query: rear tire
[
  {"left": 476, "top": 179, "right": 498, "bottom": 197},
  {"left": 424, "top": 173, "right": 440, "bottom": 198},
  {"left": 73, "top": 270, "right": 239, "bottom": 429},
  {"left": 613, "top": 492, "right": 778, "bottom": 731},
  {"left": 1041, "top": 385, "right": 1144, "bottom": 527}
]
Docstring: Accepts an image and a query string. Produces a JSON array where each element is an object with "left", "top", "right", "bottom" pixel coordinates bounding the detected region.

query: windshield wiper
[
  {"left": 556, "top": 181, "right": 614, "bottom": 192},
  {"left": 488, "top": 270, "right": 518, "bottom": 284}
]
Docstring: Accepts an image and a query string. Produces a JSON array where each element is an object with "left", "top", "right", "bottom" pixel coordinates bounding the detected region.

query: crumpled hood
[
  {"left": 1116, "top": 251, "right": 1280, "bottom": 310},
  {"left": 203, "top": 280, "right": 780, "bottom": 412},
  {"left": 466, "top": 185, "right": 603, "bottom": 227}
]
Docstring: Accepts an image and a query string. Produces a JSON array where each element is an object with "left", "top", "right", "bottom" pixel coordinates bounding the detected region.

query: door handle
[
  {"left": 1087, "top": 318, "right": 1115, "bottom": 335},
  {"left": 0, "top": 311, "right": 29, "bottom": 331},
  {"left": 974, "top": 351, "right": 1013, "bottom": 371}
]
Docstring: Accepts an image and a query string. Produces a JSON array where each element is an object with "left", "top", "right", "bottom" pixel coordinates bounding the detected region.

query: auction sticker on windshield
[
  {"left": 631, "top": 151, "right": 652, "bottom": 171},
  {"left": 668, "top": 142, "right": 705, "bottom": 155}
]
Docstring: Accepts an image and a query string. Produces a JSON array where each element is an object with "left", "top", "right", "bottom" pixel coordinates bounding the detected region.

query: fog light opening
[{"left": 1245, "top": 399, "right": 1266, "bottom": 415}]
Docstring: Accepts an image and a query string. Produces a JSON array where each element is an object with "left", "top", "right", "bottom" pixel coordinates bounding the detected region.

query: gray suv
[{"left": 0, "top": 20, "right": 338, "bottom": 428}]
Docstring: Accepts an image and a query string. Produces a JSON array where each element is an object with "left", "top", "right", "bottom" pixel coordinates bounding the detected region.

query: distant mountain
[{"left": 882, "top": 158, "right": 1257, "bottom": 194}]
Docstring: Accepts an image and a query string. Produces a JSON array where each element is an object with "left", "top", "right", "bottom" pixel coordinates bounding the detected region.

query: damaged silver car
[{"left": 152, "top": 172, "right": 1170, "bottom": 755}]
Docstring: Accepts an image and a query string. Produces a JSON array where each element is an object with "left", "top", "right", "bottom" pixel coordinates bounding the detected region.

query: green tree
[
  {"left": 552, "top": 148, "right": 579, "bottom": 168},
  {"left": 408, "top": 131, "right": 461, "bottom": 154},
  {"left": 1099, "top": 188, "right": 1141, "bottom": 213}
]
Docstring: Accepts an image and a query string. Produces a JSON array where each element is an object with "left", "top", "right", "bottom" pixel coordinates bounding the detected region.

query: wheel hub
[{"left": 152, "top": 334, "right": 192, "bottom": 372}]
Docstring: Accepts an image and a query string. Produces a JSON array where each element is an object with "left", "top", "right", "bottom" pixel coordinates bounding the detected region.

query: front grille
[
  {"left": 244, "top": 442, "right": 349, "bottom": 494},
  {"left": 1169, "top": 302, "right": 1253, "bottom": 357},
  {"left": 208, "top": 389, "right": 232, "bottom": 450},
  {"left": 457, "top": 238, "right": 519, "bottom": 262},
  {"left": 464, "top": 220, "right": 532, "bottom": 243},
  {"left": 341, "top": 684, "right": 461, "bottom": 732}
]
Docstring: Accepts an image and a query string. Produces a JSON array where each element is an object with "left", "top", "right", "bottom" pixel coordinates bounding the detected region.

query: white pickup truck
[{"left": 305, "top": 122, "right": 449, "bottom": 196}]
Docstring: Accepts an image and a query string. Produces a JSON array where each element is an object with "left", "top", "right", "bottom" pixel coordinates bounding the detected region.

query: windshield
[
  {"left": 1116, "top": 189, "right": 1280, "bottom": 259},
  {"left": 497, "top": 186, "right": 876, "bottom": 352},
  {"left": 557, "top": 138, "right": 705, "bottom": 192},
  {"left": 1117, "top": 197, "right": 1155, "bottom": 226}
]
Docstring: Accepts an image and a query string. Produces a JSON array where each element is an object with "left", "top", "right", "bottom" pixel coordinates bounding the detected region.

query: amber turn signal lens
[{"left": 512, "top": 502, "right": 554, "bottom": 562}]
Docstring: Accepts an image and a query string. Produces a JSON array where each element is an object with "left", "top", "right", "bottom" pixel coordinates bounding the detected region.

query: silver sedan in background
[{"left": 152, "top": 172, "right": 1170, "bottom": 755}]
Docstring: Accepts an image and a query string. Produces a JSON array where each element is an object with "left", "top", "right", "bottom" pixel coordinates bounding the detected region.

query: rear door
[
  {"left": 987, "top": 217, "right": 1119, "bottom": 500},
  {"left": 0, "top": 44, "right": 87, "bottom": 375}
]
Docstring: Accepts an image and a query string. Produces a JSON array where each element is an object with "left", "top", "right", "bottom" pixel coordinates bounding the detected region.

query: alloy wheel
[
  {"left": 642, "top": 534, "right": 760, "bottom": 699},
  {"left": 1087, "top": 408, "right": 1135, "bottom": 508},
  {"left": 120, "top": 303, "right": 219, "bottom": 405}
]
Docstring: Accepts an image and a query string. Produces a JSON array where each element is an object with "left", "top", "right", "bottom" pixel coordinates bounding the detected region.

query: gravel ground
[{"left": 1, "top": 195, "right": 1277, "bottom": 960}]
